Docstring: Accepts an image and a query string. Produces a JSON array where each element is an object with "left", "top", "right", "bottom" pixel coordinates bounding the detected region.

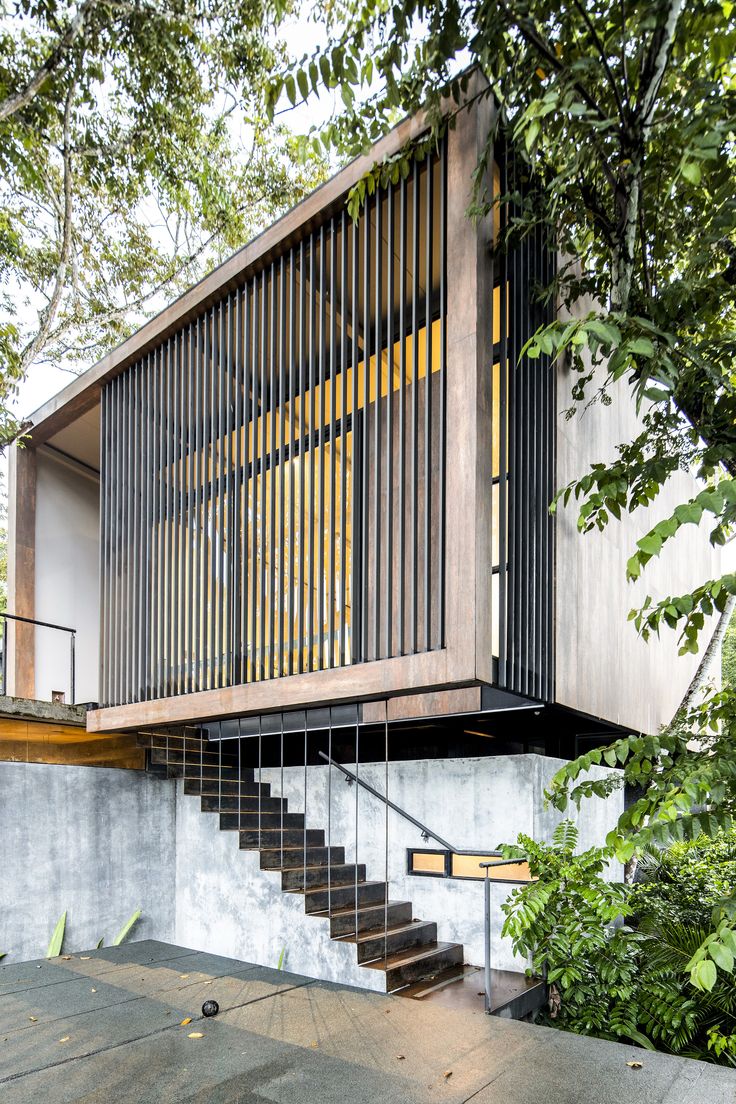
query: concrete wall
[
  {"left": 34, "top": 450, "right": 100, "bottom": 705},
  {"left": 555, "top": 354, "right": 723, "bottom": 734},
  {"left": 177, "top": 754, "right": 622, "bottom": 981},
  {"left": 2, "top": 754, "right": 621, "bottom": 989},
  {"left": 0, "top": 761, "right": 175, "bottom": 961}
]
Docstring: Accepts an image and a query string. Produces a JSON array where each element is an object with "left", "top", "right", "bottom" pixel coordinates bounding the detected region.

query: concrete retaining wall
[
  {"left": 2, "top": 754, "right": 622, "bottom": 987},
  {"left": 176, "top": 753, "right": 622, "bottom": 979},
  {"left": 0, "top": 761, "right": 176, "bottom": 961}
]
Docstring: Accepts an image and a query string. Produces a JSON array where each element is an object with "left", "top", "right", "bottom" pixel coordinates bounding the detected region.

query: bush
[{"left": 501, "top": 823, "right": 736, "bottom": 1064}]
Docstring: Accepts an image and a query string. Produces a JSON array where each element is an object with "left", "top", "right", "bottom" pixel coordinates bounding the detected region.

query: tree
[
  {"left": 0, "top": 0, "right": 326, "bottom": 446},
  {"left": 266, "top": 0, "right": 736, "bottom": 982}
]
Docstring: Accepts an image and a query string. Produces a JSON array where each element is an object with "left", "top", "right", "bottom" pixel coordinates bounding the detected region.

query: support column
[{"left": 7, "top": 443, "right": 37, "bottom": 698}]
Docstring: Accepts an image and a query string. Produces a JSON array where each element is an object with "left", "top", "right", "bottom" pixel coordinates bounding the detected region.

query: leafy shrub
[{"left": 501, "top": 823, "right": 736, "bottom": 1064}]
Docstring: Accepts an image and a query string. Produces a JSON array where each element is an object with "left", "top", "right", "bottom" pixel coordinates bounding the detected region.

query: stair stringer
[{"left": 172, "top": 779, "right": 388, "bottom": 992}]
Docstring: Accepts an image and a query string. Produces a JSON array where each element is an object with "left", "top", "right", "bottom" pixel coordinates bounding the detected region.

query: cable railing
[
  {"left": 157, "top": 710, "right": 533, "bottom": 1014},
  {"left": 319, "top": 748, "right": 529, "bottom": 1013},
  {"left": 0, "top": 612, "right": 76, "bottom": 704}
]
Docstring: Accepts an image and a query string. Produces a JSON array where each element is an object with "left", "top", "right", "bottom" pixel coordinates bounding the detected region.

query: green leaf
[
  {"left": 112, "top": 910, "right": 141, "bottom": 947},
  {"left": 628, "top": 338, "right": 654, "bottom": 357},
  {"left": 47, "top": 912, "right": 67, "bottom": 958},
  {"left": 691, "top": 958, "right": 717, "bottom": 992},
  {"left": 709, "top": 942, "right": 734, "bottom": 973},
  {"left": 637, "top": 534, "right": 662, "bottom": 557},
  {"left": 681, "top": 161, "right": 702, "bottom": 185},
  {"left": 525, "top": 119, "right": 540, "bottom": 152}
]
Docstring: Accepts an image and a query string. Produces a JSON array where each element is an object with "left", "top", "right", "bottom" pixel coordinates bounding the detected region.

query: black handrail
[
  {"left": 317, "top": 750, "right": 457, "bottom": 851},
  {"left": 319, "top": 749, "right": 534, "bottom": 1015},
  {"left": 0, "top": 612, "right": 76, "bottom": 704}
]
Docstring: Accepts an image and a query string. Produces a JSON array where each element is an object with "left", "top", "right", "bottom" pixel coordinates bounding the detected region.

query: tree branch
[
  {"left": 19, "top": 83, "right": 76, "bottom": 372},
  {"left": 570, "top": 0, "right": 626, "bottom": 121},
  {"left": 0, "top": 0, "right": 95, "bottom": 123}
]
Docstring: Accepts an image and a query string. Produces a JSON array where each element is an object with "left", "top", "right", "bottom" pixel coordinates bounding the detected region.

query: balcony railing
[{"left": 0, "top": 612, "right": 76, "bottom": 704}]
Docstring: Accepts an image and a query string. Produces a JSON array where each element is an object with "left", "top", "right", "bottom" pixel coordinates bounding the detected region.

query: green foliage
[
  {"left": 502, "top": 824, "right": 736, "bottom": 1063},
  {"left": 630, "top": 832, "right": 736, "bottom": 930},
  {"left": 0, "top": 0, "right": 326, "bottom": 447},
  {"left": 46, "top": 910, "right": 66, "bottom": 958},
  {"left": 501, "top": 824, "right": 642, "bottom": 1044},
  {"left": 548, "top": 693, "right": 736, "bottom": 915}
]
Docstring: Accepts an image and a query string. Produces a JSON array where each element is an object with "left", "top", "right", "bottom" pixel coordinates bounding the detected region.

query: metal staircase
[{"left": 140, "top": 728, "right": 465, "bottom": 992}]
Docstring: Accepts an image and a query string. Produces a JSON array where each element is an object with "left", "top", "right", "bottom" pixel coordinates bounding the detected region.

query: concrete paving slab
[
  {"left": 64, "top": 939, "right": 196, "bottom": 967},
  {"left": 219, "top": 976, "right": 532, "bottom": 1101},
  {"left": 0, "top": 959, "right": 82, "bottom": 993},
  {"left": 1, "top": 943, "right": 735, "bottom": 1104},
  {"left": 0, "top": 974, "right": 149, "bottom": 1035},
  {"left": 0, "top": 1016, "right": 426, "bottom": 1104}
]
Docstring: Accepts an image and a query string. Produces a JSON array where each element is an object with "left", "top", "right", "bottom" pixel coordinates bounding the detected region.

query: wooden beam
[
  {"left": 86, "top": 649, "right": 483, "bottom": 732},
  {"left": 7, "top": 444, "right": 36, "bottom": 698},
  {"left": 362, "top": 687, "right": 482, "bottom": 724},
  {"left": 443, "top": 80, "right": 496, "bottom": 685}
]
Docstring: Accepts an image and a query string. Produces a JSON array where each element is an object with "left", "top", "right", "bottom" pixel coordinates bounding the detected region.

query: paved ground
[{"left": 1, "top": 940, "right": 734, "bottom": 1103}]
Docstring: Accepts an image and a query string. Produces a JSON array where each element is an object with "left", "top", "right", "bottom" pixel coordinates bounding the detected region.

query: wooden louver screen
[{"left": 100, "top": 145, "right": 447, "bottom": 706}]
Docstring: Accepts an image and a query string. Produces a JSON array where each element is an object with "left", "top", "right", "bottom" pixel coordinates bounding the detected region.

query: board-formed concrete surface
[{"left": 1, "top": 941, "right": 735, "bottom": 1103}]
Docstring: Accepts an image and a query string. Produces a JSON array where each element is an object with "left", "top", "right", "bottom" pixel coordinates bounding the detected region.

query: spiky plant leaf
[
  {"left": 46, "top": 912, "right": 66, "bottom": 958},
  {"left": 112, "top": 910, "right": 141, "bottom": 946}
]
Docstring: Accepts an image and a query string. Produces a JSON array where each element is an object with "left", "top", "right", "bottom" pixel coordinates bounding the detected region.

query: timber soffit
[{"left": 25, "top": 94, "right": 478, "bottom": 447}]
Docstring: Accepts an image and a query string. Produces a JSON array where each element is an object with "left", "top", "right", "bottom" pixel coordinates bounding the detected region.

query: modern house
[{"left": 4, "top": 80, "right": 720, "bottom": 1004}]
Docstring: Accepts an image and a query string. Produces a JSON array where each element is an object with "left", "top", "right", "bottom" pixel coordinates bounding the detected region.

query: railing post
[
  {"left": 70, "top": 631, "right": 76, "bottom": 704},
  {"left": 481, "top": 863, "right": 492, "bottom": 1014},
  {"left": 2, "top": 617, "right": 7, "bottom": 696}
]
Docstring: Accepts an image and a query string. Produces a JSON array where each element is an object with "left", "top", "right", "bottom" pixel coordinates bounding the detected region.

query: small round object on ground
[{"left": 202, "top": 1000, "right": 219, "bottom": 1018}]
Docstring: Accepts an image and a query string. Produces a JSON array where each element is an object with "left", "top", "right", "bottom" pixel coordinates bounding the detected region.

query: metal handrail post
[
  {"left": 70, "top": 631, "right": 76, "bottom": 704},
  {"left": 482, "top": 866, "right": 492, "bottom": 1014}
]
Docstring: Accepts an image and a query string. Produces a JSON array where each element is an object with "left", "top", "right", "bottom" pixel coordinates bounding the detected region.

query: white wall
[
  {"left": 34, "top": 450, "right": 100, "bottom": 704},
  {"left": 555, "top": 346, "right": 723, "bottom": 734}
]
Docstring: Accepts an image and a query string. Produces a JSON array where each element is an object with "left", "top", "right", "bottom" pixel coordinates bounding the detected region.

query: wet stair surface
[{"left": 139, "top": 729, "right": 465, "bottom": 993}]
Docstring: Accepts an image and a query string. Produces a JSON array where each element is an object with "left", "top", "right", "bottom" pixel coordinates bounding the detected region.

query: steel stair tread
[
  {"left": 302, "top": 879, "right": 386, "bottom": 899},
  {"left": 336, "top": 920, "right": 433, "bottom": 946},
  {"left": 327, "top": 899, "right": 412, "bottom": 918},
  {"left": 363, "top": 941, "right": 463, "bottom": 972},
  {"left": 158, "top": 736, "right": 467, "bottom": 995}
]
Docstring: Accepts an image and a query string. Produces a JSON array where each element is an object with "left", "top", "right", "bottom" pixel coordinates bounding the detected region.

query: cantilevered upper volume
[{"left": 7, "top": 78, "right": 721, "bottom": 740}]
